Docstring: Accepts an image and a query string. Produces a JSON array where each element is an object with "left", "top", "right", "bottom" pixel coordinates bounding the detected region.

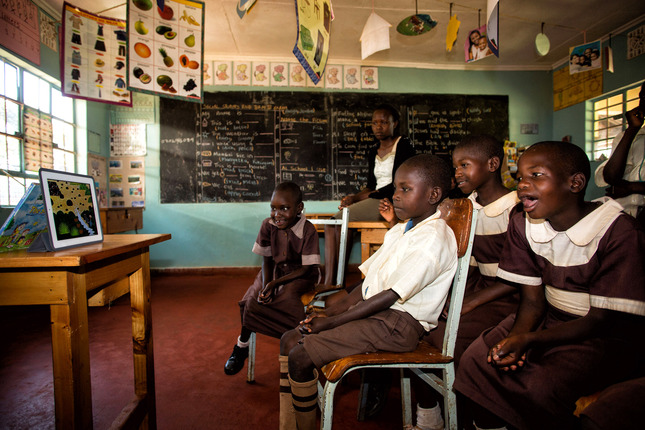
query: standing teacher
[{"left": 322, "top": 103, "right": 416, "bottom": 286}]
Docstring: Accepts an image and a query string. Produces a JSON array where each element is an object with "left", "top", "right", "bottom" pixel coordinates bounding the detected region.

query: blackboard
[{"left": 160, "top": 92, "right": 508, "bottom": 203}]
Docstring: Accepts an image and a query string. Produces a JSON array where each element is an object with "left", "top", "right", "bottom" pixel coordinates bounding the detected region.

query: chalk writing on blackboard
[{"left": 160, "top": 92, "right": 508, "bottom": 203}]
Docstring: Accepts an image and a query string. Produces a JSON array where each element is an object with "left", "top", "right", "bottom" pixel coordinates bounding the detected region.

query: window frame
[{"left": 0, "top": 54, "right": 78, "bottom": 206}]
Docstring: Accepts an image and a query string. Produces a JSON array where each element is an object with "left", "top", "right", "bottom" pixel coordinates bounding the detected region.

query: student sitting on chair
[
  {"left": 224, "top": 181, "right": 321, "bottom": 376},
  {"left": 454, "top": 141, "right": 645, "bottom": 430},
  {"left": 278, "top": 154, "right": 458, "bottom": 430}
]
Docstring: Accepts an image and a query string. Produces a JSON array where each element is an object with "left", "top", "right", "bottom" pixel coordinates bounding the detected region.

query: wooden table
[
  {"left": 0, "top": 234, "right": 171, "bottom": 430},
  {"left": 348, "top": 221, "right": 390, "bottom": 263}
]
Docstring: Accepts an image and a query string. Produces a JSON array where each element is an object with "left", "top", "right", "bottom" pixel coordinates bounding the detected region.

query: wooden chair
[
  {"left": 246, "top": 208, "right": 350, "bottom": 383},
  {"left": 317, "top": 198, "right": 477, "bottom": 430}
]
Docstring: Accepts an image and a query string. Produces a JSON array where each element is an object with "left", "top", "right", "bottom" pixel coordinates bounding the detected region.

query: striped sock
[
  {"left": 279, "top": 355, "right": 296, "bottom": 430},
  {"left": 289, "top": 369, "right": 319, "bottom": 430}
]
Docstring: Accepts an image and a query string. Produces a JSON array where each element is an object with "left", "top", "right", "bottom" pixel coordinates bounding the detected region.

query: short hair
[
  {"left": 400, "top": 154, "right": 452, "bottom": 200},
  {"left": 523, "top": 141, "right": 590, "bottom": 190},
  {"left": 455, "top": 135, "right": 504, "bottom": 170},
  {"left": 373, "top": 103, "right": 401, "bottom": 136},
  {"left": 274, "top": 181, "right": 303, "bottom": 204}
]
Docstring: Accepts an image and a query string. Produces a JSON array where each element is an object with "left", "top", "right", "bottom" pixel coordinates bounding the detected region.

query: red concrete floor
[{"left": 0, "top": 273, "right": 406, "bottom": 429}]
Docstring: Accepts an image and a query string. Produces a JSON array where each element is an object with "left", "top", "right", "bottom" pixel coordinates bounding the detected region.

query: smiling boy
[
  {"left": 277, "top": 154, "right": 458, "bottom": 430},
  {"left": 454, "top": 141, "right": 645, "bottom": 430}
]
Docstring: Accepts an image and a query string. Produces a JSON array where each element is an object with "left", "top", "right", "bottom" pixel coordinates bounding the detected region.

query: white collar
[
  {"left": 469, "top": 191, "right": 519, "bottom": 217},
  {"left": 268, "top": 213, "right": 307, "bottom": 239}
]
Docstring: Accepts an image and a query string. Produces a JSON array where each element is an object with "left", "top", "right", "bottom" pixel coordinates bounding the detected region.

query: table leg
[
  {"left": 49, "top": 273, "right": 93, "bottom": 430},
  {"left": 129, "top": 249, "right": 157, "bottom": 429}
]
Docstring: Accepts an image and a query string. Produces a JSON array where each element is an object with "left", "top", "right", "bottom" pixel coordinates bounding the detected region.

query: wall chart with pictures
[
  {"left": 127, "top": 0, "right": 205, "bottom": 102},
  {"left": 61, "top": 2, "right": 132, "bottom": 106},
  {"left": 108, "top": 157, "right": 145, "bottom": 207}
]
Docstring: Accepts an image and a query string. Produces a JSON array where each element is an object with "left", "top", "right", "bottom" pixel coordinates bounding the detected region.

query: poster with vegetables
[
  {"left": 61, "top": 2, "right": 132, "bottom": 106},
  {"left": 127, "top": 0, "right": 205, "bottom": 102}
]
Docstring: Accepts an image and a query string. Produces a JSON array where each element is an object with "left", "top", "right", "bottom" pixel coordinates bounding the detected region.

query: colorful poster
[
  {"left": 61, "top": 2, "right": 131, "bottom": 106},
  {"left": 23, "top": 107, "right": 54, "bottom": 172},
  {"left": 0, "top": 0, "right": 40, "bottom": 65},
  {"left": 128, "top": 0, "right": 205, "bottom": 102},
  {"left": 88, "top": 153, "right": 108, "bottom": 208},
  {"left": 109, "top": 156, "right": 145, "bottom": 207},
  {"left": 569, "top": 40, "right": 602, "bottom": 74},
  {"left": 292, "top": 0, "right": 331, "bottom": 84},
  {"left": 465, "top": 25, "right": 493, "bottom": 63},
  {"left": 553, "top": 65, "right": 603, "bottom": 111},
  {"left": 110, "top": 123, "right": 147, "bottom": 156}
]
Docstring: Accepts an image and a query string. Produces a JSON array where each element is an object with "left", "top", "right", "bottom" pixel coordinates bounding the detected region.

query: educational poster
[
  {"left": 361, "top": 66, "right": 378, "bottom": 90},
  {"left": 569, "top": 40, "right": 602, "bottom": 74},
  {"left": 344, "top": 65, "right": 361, "bottom": 89},
  {"left": 252, "top": 61, "right": 270, "bottom": 86},
  {"left": 110, "top": 123, "right": 147, "bottom": 156},
  {"left": 292, "top": 0, "right": 332, "bottom": 84},
  {"left": 0, "top": 0, "right": 40, "bottom": 65},
  {"left": 23, "top": 107, "right": 54, "bottom": 172},
  {"left": 88, "top": 153, "right": 108, "bottom": 207},
  {"left": 325, "top": 65, "right": 343, "bottom": 89},
  {"left": 109, "top": 157, "right": 145, "bottom": 207},
  {"left": 0, "top": 184, "right": 48, "bottom": 252},
  {"left": 465, "top": 25, "right": 492, "bottom": 63},
  {"left": 61, "top": 2, "right": 131, "bottom": 106},
  {"left": 289, "top": 63, "right": 306, "bottom": 87},
  {"left": 214, "top": 61, "right": 232, "bottom": 85},
  {"left": 486, "top": 0, "right": 499, "bottom": 57},
  {"left": 127, "top": 0, "right": 205, "bottom": 102},
  {"left": 270, "top": 62, "right": 289, "bottom": 87},
  {"left": 233, "top": 61, "right": 251, "bottom": 85},
  {"left": 39, "top": 10, "right": 58, "bottom": 53},
  {"left": 553, "top": 65, "right": 603, "bottom": 111},
  {"left": 627, "top": 24, "right": 645, "bottom": 59}
]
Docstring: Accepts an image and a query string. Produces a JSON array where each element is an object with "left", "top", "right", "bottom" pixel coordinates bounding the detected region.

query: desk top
[{"left": 0, "top": 234, "right": 171, "bottom": 269}]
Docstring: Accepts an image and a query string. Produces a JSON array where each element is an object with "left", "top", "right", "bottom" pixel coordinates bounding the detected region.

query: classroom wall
[{"left": 141, "top": 69, "right": 553, "bottom": 268}]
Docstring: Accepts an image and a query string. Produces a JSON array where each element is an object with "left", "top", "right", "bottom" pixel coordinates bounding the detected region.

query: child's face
[
  {"left": 452, "top": 147, "right": 493, "bottom": 194},
  {"left": 516, "top": 148, "right": 573, "bottom": 222},
  {"left": 269, "top": 190, "right": 302, "bottom": 230},
  {"left": 371, "top": 109, "right": 396, "bottom": 141},
  {"left": 478, "top": 37, "right": 487, "bottom": 49},
  {"left": 470, "top": 32, "right": 480, "bottom": 44},
  {"left": 392, "top": 165, "right": 437, "bottom": 226},
  {"left": 571, "top": 55, "right": 580, "bottom": 64}
]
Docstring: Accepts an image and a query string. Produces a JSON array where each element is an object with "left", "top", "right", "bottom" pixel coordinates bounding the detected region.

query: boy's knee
[
  {"left": 288, "top": 344, "right": 315, "bottom": 381},
  {"left": 280, "top": 328, "right": 301, "bottom": 355}
]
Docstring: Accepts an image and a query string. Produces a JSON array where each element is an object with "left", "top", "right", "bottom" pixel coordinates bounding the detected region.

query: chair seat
[{"left": 321, "top": 341, "right": 453, "bottom": 383}]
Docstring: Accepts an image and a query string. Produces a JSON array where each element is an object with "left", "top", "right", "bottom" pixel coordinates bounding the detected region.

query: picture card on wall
[
  {"left": 343, "top": 65, "right": 361, "bottom": 89},
  {"left": 325, "top": 65, "right": 343, "bottom": 89},
  {"left": 214, "top": 61, "right": 232, "bottom": 85},
  {"left": 361, "top": 66, "right": 378, "bottom": 90},
  {"left": 252, "top": 61, "right": 270, "bottom": 86},
  {"left": 270, "top": 62, "right": 289, "bottom": 87},
  {"left": 289, "top": 63, "right": 306, "bottom": 87},
  {"left": 233, "top": 61, "right": 251, "bottom": 85}
]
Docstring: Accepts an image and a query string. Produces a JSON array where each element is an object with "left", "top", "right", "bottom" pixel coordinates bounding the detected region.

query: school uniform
[
  {"left": 239, "top": 215, "right": 321, "bottom": 338},
  {"left": 424, "top": 191, "right": 520, "bottom": 366},
  {"left": 455, "top": 198, "right": 645, "bottom": 429},
  {"left": 302, "top": 211, "right": 458, "bottom": 368}
]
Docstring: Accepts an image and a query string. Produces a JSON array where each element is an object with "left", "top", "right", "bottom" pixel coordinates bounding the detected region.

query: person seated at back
[
  {"left": 224, "top": 181, "right": 321, "bottom": 376},
  {"left": 454, "top": 141, "right": 645, "bottom": 430},
  {"left": 277, "top": 154, "right": 458, "bottom": 430},
  {"left": 594, "top": 80, "right": 645, "bottom": 229},
  {"left": 405, "top": 135, "right": 520, "bottom": 430}
]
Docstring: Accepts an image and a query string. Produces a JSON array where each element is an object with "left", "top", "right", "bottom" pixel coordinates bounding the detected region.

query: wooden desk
[
  {"left": 0, "top": 234, "right": 171, "bottom": 430},
  {"left": 348, "top": 221, "right": 390, "bottom": 263}
]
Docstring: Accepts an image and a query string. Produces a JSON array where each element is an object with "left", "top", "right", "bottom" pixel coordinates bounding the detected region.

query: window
[
  {"left": 589, "top": 82, "right": 642, "bottom": 161},
  {"left": 0, "top": 56, "right": 77, "bottom": 206}
]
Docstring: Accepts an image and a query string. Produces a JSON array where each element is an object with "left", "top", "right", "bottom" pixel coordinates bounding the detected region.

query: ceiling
[{"left": 38, "top": 0, "right": 645, "bottom": 70}]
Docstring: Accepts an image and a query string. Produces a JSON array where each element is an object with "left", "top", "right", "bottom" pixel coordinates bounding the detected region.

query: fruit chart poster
[
  {"left": 128, "top": 0, "right": 205, "bottom": 103},
  {"left": 61, "top": 2, "right": 132, "bottom": 106}
]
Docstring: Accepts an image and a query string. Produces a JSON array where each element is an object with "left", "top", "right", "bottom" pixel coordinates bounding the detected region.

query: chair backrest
[
  {"left": 307, "top": 207, "right": 349, "bottom": 286},
  {"left": 437, "top": 198, "right": 477, "bottom": 356}
]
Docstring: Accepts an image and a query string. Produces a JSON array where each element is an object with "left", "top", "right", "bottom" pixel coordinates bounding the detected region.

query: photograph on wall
[
  {"left": 325, "top": 65, "right": 343, "bottom": 89},
  {"left": 61, "top": 2, "right": 131, "bottom": 106},
  {"left": 127, "top": 0, "right": 205, "bottom": 102},
  {"left": 270, "top": 62, "right": 289, "bottom": 87},
  {"left": 252, "top": 61, "right": 270, "bottom": 86},
  {"left": 233, "top": 61, "right": 251, "bottom": 85},
  {"left": 361, "top": 66, "right": 378, "bottom": 90},
  {"left": 569, "top": 40, "right": 602, "bottom": 74},
  {"left": 292, "top": 0, "right": 331, "bottom": 84},
  {"left": 214, "top": 61, "right": 232, "bottom": 85},
  {"left": 464, "top": 25, "right": 493, "bottom": 63}
]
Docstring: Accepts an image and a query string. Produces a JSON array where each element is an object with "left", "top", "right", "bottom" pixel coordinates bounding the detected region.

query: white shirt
[
  {"left": 374, "top": 137, "right": 400, "bottom": 191},
  {"left": 594, "top": 129, "right": 645, "bottom": 217},
  {"left": 359, "top": 211, "right": 458, "bottom": 331}
]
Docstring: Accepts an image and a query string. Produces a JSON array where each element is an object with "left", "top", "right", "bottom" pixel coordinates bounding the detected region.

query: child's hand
[
  {"left": 298, "top": 314, "right": 331, "bottom": 334},
  {"left": 378, "top": 198, "right": 397, "bottom": 225},
  {"left": 258, "top": 281, "right": 276, "bottom": 304},
  {"left": 626, "top": 107, "right": 644, "bottom": 129},
  {"left": 339, "top": 194, "right": 355, "bottom": 209},
  {"left": 487, "top": 336, "right": 528, "bottom": 371}
]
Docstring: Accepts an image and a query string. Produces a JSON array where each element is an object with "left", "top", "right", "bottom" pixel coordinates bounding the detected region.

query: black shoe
[{"left": 224, "top": 345, "right": 249, "bottom": 375}]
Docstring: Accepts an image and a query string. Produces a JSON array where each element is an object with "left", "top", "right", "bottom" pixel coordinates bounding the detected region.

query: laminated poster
[
  {"left": 128, "top": 0, "right": 205, "bottom": 103},
  {"left": 61, "top": 2, "right": 132, "bottom": 106},
  {"left": 292, "top": 0, "right": 331, "bottom": 85}
]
